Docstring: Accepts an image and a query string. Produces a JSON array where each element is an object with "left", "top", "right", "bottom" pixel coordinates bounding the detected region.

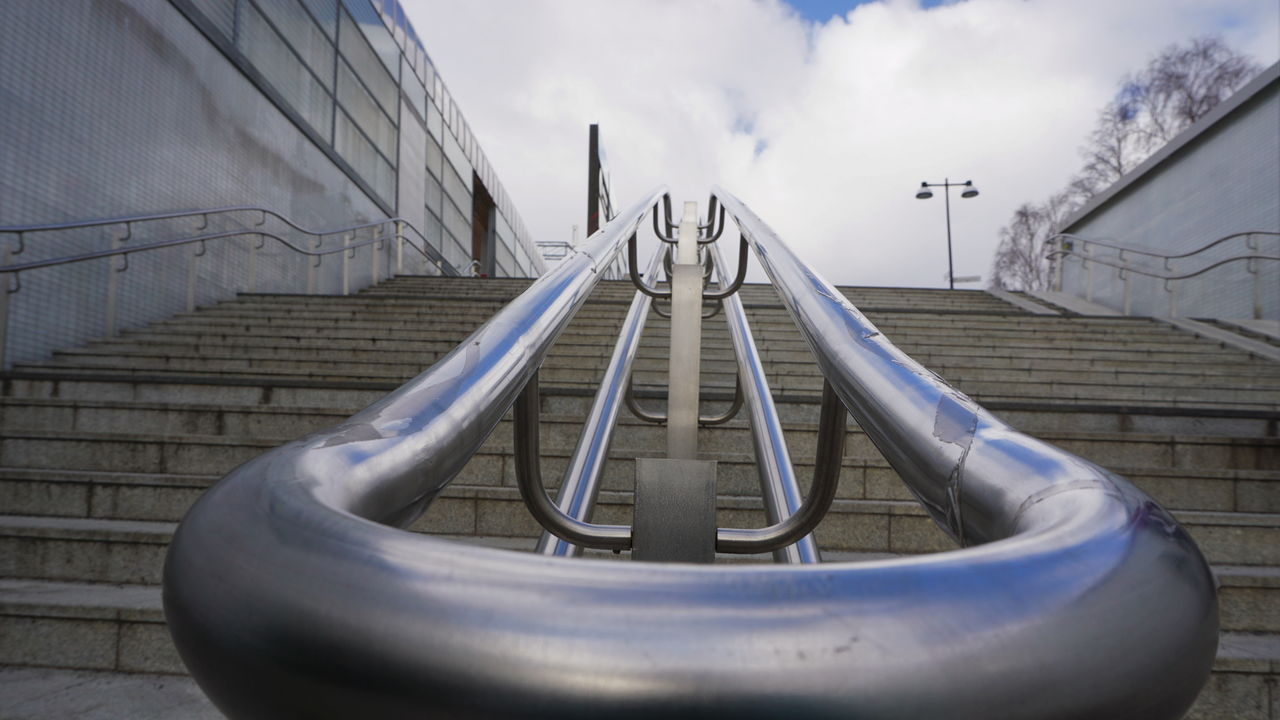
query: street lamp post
[{"left": 915, "top": 178, "right": 979, "bottom": 290}]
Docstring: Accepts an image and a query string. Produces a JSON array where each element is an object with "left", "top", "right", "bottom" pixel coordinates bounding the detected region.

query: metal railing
[
  {"left": 1047, "top": 230, "right": 1279, "bottom": 317},
  {"left": 163, "top": 188, "right": 1217, "bottom": 719},
  {"left": 0, "top": 206, "right": 457, "bottom": 369}
]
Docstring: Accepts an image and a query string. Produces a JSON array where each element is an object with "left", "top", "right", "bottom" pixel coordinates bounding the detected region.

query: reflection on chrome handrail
[
  {"left": 712, "top": 185, "right": 1216, "bottom": 718},
  {"left": 535, "top": 247, "right": 665, "bottom": 557},
  {"left": 163, "top": 185, "right": 1216, "bottom": 719}
]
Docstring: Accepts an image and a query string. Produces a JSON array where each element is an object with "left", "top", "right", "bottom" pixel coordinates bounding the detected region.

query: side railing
[
  {"left": 0, "top": 207, "right": 456, "bottom": 369},
  {"left": 163, "top": 186, "right": 1217, "bottom": 720},
  {"left": 1046, "top": 230, "right": 1279, "bottom": 318}
]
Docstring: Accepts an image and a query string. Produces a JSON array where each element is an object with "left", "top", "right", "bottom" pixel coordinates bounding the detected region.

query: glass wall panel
[
  {"left": 401, "top": 56, "right": 425, "bottom": 119},
  {"left": 200, "top": 0, "right": 238, "bottom": 39},
  {"left": 240, "top": 3, "right": 333, "bottom": 141},
  {"left": 442, "top": 131, "right": 470, "bottom": 181},
  {"left": 421, "top": 208, "right": 443, "bottom": 248},
  {"left": 441, "top": 161, "right": 470, "bottom": 212},
  {"left": 337, "top": 59, "right": 396, "bottom": 160},
  {"left": 424, "top": 171, "right": 442, "bottom": 217},
  {"left": 496, "top": 240, "right": 515, "bottom": 276},
  {"left": 425, "top": 100, "right": 442, "bottom": 143},
  {"left": 442, "top": 198, "right": 469, "bottom": 247},
  {"left": 335, "top": 109, "right": 393, "bottom": 206},
  {"left": 338, "top": 8, "right": 398, "bottom": 118},
  {"left": 254, "top": 0, "right": 334, "bottom": 89},
  {"left": 300, "top": 0, "right": 338, "bottom": 38},
  {"left": 340, "top": 0, "right": 399, "bottom": 75},
  {"left": 424, "top": 136, "right": 442, "bottom": 178},
  {"left": 442, "top": 229, "right": 468, "bottom": 270}
]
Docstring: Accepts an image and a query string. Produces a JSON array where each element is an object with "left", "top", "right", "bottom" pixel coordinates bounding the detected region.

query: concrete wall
[
  {"left": 1059, "top": 66, "right": 1279, "bottom": 320},
  {"left": 0, "top": 0, "right": 544, "bottom": 367}
]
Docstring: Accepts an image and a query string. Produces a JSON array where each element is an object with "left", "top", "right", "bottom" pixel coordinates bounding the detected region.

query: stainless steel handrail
[
  {"left": 0, "top": 205, "right": 456, "bottom": 276},
  {"left": 1046, "top": 247, "right": 1280, "bottom": 280},
  {"left": 711, "top": 185, "right": 1217, "bottom": 718},
  {"left": 534, "top": 248, "right": 666, "bottom": 557},
  {"left": 2, "top": 228, "right": 402, "bottom": 275},
  {"left": 708, "top": 241, "right": 823, "bottom": 564},
  {"left": 165, "top": 186, "right": 1216, "bottom": 719},
  {"left": 1050, "top": 230, "right": 1279, "bottom": 261}
]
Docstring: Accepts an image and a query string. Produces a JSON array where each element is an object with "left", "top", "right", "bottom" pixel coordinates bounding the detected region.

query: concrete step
[
  {"left": 0, "top": 667, "right": 222, "bottom": 719},
  {"left": 1, "top": 419, "right": 1274, "bottom": 487},
  {"left": 2, "top": 486, "right": 1276, "bottom": 586},
  {"left": 4, "top": 393, "right": 1273, "bottom": 446},
  {"left": 2, "top": 456, "right": 1273, "bottom": 525},
  {"left": 47, "top": 346, "right": 1280, "bottom": 391},
  {"left": 103, "top": 316, "right": 1275, "bottom": 362},
  {"left": 13, "top": 364, "right": 1278, "bottom": 412}
]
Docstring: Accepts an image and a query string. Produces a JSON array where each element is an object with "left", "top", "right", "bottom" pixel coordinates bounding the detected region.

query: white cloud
[{"left": 403, "top": 0, "right": 1279, "bottom": 286}]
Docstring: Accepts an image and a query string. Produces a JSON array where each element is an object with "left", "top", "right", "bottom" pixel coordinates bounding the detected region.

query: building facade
[
  {"left": 1056, "top": 62, "right": 1279, "bottom": 320},
  {"left": 0, "top": 0, "right": 544, "bottom": 366}
]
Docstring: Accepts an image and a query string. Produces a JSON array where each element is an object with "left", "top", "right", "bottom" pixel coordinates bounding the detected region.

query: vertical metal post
[
  {"left": 342, "top": 233, "right": 352, "bottom": 296},
  {"left": 943, "top": 178, "right": 955, "bottom": 290},
  {"left": 395, "top": 221, "right": 405, "bottom": 276},
  {"left": 1053, "top": 239, "right": 1064, "bottom": 292},
  {"left": 0, "top": 243, "right": 12, "bottom": 370},
  {"left": 587, "top": 124, "right": 601, "bottom": 236},
  {"left": 186, "top": 243, "right": 199, "bottom": 312},
  {"left": 105, "top": 232, "right": 126, "bottom": 335},
  {"left": 1248, "top": 234, "right": 1261, "bottom": 320},
  {"left": 1120, "top": 251, "right": 1131, "bottom": 316},
  {"left": 371, "top": 228, "right": 382, "bottom": 286},
  {"left": 667, "top": 201, "right": 703, "bottom": 460},
  {"left": 248, "top": 236, "right": 259, "bottom": 294},
  {"left": 307, "top": 238, "right": 321, "bottom": 295},
  {"left": 1085, "top": 242, "right": 1094, "bottom": 303}
]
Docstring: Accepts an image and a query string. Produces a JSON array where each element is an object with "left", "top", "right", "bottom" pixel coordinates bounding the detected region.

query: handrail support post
[
  {"left": 667, "top": 201, "right": 703, "bottom": 459},
  {"left": 105, "top": 230, "right": 127, "bottom": 336}
]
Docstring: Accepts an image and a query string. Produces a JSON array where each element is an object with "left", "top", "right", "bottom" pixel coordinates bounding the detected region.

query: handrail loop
[
  {"left": 627, "top": 231, "right": 671, "bottom": 299},
  {"left": 697, "top": 202, "right": 726, "bottom": 244},
  {"left": 624, "top": 375, "right": 743, "bottom": 427},
  {"left": 162, "top": 183, "right": 1216, "bottom": 720},
  {"left": 535, "top": 246, "right": 666, "bottom": 557},
  {"left": 700, "top": 234, "right": 749, "bottom": 300},
  {"left": 715, "top": 379, "right": 844, "bottom": 553},
  {"left": 515, "top": 372, "right": 633, "bottom": 550},
  {"left": 517, "top": 365, "right": 842, "bottom": 555}
]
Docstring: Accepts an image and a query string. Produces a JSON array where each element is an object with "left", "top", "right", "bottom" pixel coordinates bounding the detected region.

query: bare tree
[
  {"left": 990, "top": 36, "right": 1261, "bottom": 290},
  {"left": 1138, "top": 36, "right": 1260, "bottom": 145},
  {"left": 989, "top": 189, "right": 1083, "bottom": 291},
  {"left": 1076, "top": 97, "right": 1144, "bottom": 195}
]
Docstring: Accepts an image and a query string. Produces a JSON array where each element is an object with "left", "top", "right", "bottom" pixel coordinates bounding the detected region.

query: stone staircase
[{"left": 0, "top": 275, "right": 1276, "bottom": 718}]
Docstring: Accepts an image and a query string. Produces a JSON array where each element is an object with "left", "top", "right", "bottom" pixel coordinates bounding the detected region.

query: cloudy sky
[{"left": 402, "top": 0, "right": 1278, "bottom": 287}]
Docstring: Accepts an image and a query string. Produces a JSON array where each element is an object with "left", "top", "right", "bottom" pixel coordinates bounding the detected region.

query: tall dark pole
[
  {"left": 916, "top": 178, "right": 978, "bottom": 290},
  {"left": 587, "top": 124, "right": 601, "bottom": 236},
  {"left": 943, "top": 177, "right": 954, "bottom": 291}
]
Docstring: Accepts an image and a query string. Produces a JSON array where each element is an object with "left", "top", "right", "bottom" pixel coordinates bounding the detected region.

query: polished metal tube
[
  {"left": 535, "top": 248, "right": 665, "bottom": 556},
  {"left": 714, "top": 380, "right": 844, "bottom": 559},
  {"left": 516, "top": 373, "right": 632, "bottom": 551},
  {"left": 708, "top": 241, "right": 824, "bottom": 563},
  {"left": 164, "top": 184, "right": 1217, "bottom": 720}
]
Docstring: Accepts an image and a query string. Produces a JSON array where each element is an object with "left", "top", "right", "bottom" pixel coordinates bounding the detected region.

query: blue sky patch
[{"left": 784, "top": 0, "right": 953, "bottom": 24}]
